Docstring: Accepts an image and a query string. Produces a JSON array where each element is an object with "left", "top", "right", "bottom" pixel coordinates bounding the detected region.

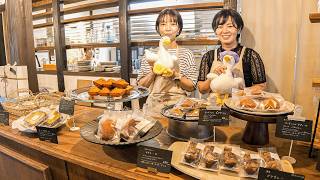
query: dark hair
[
  {"left": 212, "top": 9, "right": 244, "bottom": 40},
  {"left": 155, "top": 8, "right": 183, "bottom": 37}
]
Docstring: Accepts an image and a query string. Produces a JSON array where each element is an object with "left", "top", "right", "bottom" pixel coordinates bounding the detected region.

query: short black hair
[
  {"left": 212, "top": 9, "right": 244, "bottom": 38},
  {"left": 155, "top": 8, "right": 183, "bottom": 37}
]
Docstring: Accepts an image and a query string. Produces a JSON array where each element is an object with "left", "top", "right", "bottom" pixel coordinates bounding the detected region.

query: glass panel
[
  {"left": 33, "top": 27, "right": 55, "bottom": 47},
  {"left": 129, "top": 0, "right": 223, "bottom": 10}
]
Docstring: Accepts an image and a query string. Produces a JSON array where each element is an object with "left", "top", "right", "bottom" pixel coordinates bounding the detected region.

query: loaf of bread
[{"left": 99, "top": 120, "right": 116, "bottom": 141}]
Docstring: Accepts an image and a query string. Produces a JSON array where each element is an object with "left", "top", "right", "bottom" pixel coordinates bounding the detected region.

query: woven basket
[{"left": 2, "top": 90, "right": 63, "bottom": 117}]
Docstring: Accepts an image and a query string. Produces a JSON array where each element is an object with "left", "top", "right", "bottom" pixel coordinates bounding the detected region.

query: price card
[
  {"left": 59, "top": 98, "right": 75, "bottom": 115},
  {"left": 275, "top": 117, "right": 312, "bottom": 142},
  {"left": 0, "top": 111, "right": 9, "bottom": 125},
  {"left": 199, "top": 107, "right": 230, "bottom": 126},
  {"left": 137, "top": 145, "right": 172, "bottom": 173},
  {"left": 36, "top": 126, "right": 58, "bottom": 144},
  {"left": 258, "top": 168, "right": 304, "bottom": 180}
]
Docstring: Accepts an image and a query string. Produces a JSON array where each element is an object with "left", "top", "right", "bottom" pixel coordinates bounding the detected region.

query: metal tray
[
  {"left": 71, "top": 86, "right": 149, "bottom": 103},
  {"left": 161, "top": 105, "right": 199, "bottom": 121},
  {"left": 80, "top": 119, "right": 163, "bottom": 146}
]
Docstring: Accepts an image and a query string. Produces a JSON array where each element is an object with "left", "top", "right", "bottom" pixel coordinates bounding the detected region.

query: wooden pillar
[
  {"left": 0, "top": 14, "right": 6, "bottom": 66},
  {"left": 119, "top": 0, "right": 131, "bottom": 82},
  {"left": 224, "top": 0, "right": 237, "bottom": 10},
  {"left": 52, "top": 0, "right": 66, "bottom": 92},
  {"left": 2, "top": 0, "right": 39, "bottom": 93}
]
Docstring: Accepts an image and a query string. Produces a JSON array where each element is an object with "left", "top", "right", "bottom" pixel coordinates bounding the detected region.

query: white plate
[
  {"left": 168, "top": 142, "right": 294, "bottom": 180},
  {"left": 224, "top": 99, "right": 295, "bottom": 116}
]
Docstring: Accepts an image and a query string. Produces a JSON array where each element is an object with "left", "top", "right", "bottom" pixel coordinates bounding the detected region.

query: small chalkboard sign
[
  {"left": 59, "top": 98, "right": 75, "bottom": 115},
  {"left": 198, "top": 107, "right": 229, "bottom": 126},
  {"left": 137, "top": 145, "right": 172, "bottom": 173},
  {"left": 36, "top": 126, "right": 58, "bottom": 144},
  {"left": 258, "top": 168, "right": 304, "bottom": 180},
  {"left": 275, "top": 117, "right": 312, "bottom": 142},
  {"left": 0, "top": 111, "right": 9, "bottom": 125}
]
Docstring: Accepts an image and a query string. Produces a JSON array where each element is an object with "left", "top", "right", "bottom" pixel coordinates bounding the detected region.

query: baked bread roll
[
  {"left": 88, "top": 86, "right": 100, "bottom": 96},
  {"left": 262, "top": 97, "right": 280, "bottom": 109},
  {"left": 180, "top": 99, "right": 195, "bottom": 108},
  {"left": 170, "top": 108, "right": 184, "bottom": 116},
  {"left": 99, "top": 87, "right": 110, "bottom": 96},
  {"left": 110, "top": 88, "right": 126, "bottom": 97},
  {"left": 184, "top": 141, "right": 200, "bottom": 163},
  {"left": 113, "top": 79, "right": 129, "bottom": 89},
  {"left": 240, "top": 98, "right": 257, "bottom": 108},
  {"left": 99, "top": 120, "right": 116, "bottom": 141},
  {"left": 93, "top": 78, "right": 108, "bottom": 88}
]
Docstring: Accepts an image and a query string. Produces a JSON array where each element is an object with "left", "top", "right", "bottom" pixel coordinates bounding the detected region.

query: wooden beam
[
  {"left": 66, "top": 43, "right": 120, "bottom": 49},
  {"left": 0, "top": 14, "right": 6, "bottom": 65},
  {"left": 131, "top": 39, "right": 219, "bottom": 47},
  {"left": 128, "top": 2, "right": 224, "bottom": 16},
  {"left": 62, "top": 0, "right": 118, "bottom": 15},
  {"left": 224, "top": 0, "right": 237, "bottom": 10},
  {"left": 310, "top": 13, "right": 320, "bottom": 23},
  {"left": 33, "top": 22, "right": 53, "bottom": 29},
  {"left": 62, "top": 12, "right": 118, "bottom": 25},
  {"left": 119, "top": 0, "right": 130, "bottom": 82},
  {"left": 2, "top": 0, "right": 39, "bottom": 93},
  {"left": 53, "top": 0, "right": 67, "bottom": 92}
]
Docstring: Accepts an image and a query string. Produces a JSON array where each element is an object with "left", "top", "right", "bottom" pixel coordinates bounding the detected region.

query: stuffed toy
[
  {"left": 207, "top": 51, "right": 244, "bottom": 105},
  {"left": 144, "top": 36, "right": 177, "bottom": 77}
]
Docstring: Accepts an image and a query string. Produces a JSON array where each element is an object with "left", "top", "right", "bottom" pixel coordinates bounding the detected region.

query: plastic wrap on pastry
[
  {"left": 258, "top": 147, "right": 282, "bottom": 171},
  {"left": 198, "top": 144, "right": 222, "bottom": 171},
  {"left": 240, "top": 153, "right": 262, "bottom": 178},
  {"left": 181, "top": 141, "right": 202, "bottom": 167},
  {"left": 23, "top": 111, "right": 47, "bottom": 127},
  {"left": 39, "top": 110, "right": 61, "bottom": 127},
  {"left": 221, "top": 146, "right": 241, "bottom": 172}
]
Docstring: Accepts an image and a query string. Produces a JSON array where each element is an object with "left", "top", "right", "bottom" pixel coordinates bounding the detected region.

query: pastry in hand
[
  {"left": 88, "top": 86, "right": 100, "bottom": 96},
  {"left": 262, "top": 97, "right": 280, "bottom": 109},
  {"left": 240, "top": 97, "right": 257, "bottom": 108},
  {"left": 99, "top": 87, "right": 111, "bottom": 96},
  {"left": 110, "top": 88, "right": 126, "bottom": 97},
  {"left": 113, "top": 79, "right": 129, "bottom": 89}
]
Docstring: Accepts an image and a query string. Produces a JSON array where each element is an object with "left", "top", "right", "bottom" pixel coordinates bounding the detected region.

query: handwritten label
[
  {"left": 36, "top": 126, "right": 58, "bottom": 144},
  {"left": 0, "top": 111, "right": 9, "bottom": 125},
  {"left": 275, "top": 118, "right": 312, "bottom": 142},
  {"left": 59, "top": 98, "right": 75, "bottom": 115},
  {"left": 199, "top": 107, "right": 230, "bottom": 126},
  {"left": 258, "top": 168, "right": 304, "bottom": 180},
  {"left": 137, "top": 145, "right": 172, "bottom": 173}
]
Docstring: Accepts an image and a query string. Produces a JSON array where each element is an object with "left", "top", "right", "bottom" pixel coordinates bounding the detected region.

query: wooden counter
[{"left": 0, "top": 106, "right": 190, "bottom": 180}]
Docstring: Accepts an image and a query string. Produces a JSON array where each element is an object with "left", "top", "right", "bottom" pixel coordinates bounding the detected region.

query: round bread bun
[
  {"left": 262, "top": 98, "right": 280, "bottom": 109},
  {"left": 100, "top": 120, "right": 115, "bottom": 141},
  {"left": 240, "top": 98, "right": 257, "bottom": 108}
]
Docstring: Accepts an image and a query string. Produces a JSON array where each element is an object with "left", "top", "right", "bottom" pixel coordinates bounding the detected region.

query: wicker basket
[{"left": 2, "top": 90, "right": 63, "bottom": 117}]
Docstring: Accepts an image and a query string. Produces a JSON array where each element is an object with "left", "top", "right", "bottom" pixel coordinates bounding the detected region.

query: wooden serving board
[{"left": 168, "top": 142, "right": 294, "bottom": 180}]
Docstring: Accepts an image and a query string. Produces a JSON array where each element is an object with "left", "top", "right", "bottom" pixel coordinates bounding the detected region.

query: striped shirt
[{"left": 137, "top": 47, "right": 198, "bottom": 87}]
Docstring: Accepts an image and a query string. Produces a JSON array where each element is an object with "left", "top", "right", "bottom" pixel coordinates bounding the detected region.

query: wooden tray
[{"left": 168, "top": 142, "right": 294, "bottom": 179}]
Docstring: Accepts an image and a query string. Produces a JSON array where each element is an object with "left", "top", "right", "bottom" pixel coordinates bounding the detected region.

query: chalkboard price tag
[
  {"left": 36, "top": 126, "right": 58, "bottom": 144},
  {"left": 137, "top": 145, "right": 172, "bottom": 173},
  {"left": 59, "top": 98, "right": 75, "bottom": 115},
  {"left": 198, "top": 107, "right": 229, "bottom": 126},
  {"left": 275, "top": 117, "right": 312, "bottom": 142},
  {"left": 0, "top": 111, "right": 9, "bottom": 125},
  {"left": 258, "top": 168, "right": 304, "bottom": 180},
  {"left": 0, "top": 103, "right": 4, "bottom": 111}
]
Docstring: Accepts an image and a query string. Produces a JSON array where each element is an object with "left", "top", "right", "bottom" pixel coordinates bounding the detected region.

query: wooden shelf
[
  {"left": 131, "top": 39, "right": 219, "bottom": 46},
  {"left": 310, "top": 13, "right": 320, "bottom": 23},
  {"left": 66, "top": 43, "right": 119, "bottom": 49},
  {"left": 36, "top": 70, "right": 57, "bottom": 75},
  {"left": 35, "top": 46, "right": 54, "bottom": 51},
  {"left": 32, "top": 0, "right": 52, "bottom": 11},
  {"left": 33, "top": 0, "right": 118, "bottom": 20},
  {"left": 128, "top": 2, "right": 224, "bottom": 16},
  {"left": 62, "top": 12, "right": 118, "bottom": 25},
  {"left": 64, "top": 71, "right": 120, "bottom": 77},
  {"left": 33, "top": 22, "right": 53, "bottom": 29}
]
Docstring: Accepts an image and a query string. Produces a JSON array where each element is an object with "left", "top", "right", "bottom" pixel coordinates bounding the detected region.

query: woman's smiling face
[
  {"left": 158, "top": 15, "right": 180, "bottom": 40},
  {"left": 215, "top": 16, "right": 238, "bottom": 46}
]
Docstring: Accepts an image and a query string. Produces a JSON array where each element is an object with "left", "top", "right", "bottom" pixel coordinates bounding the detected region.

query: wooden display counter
[{"left": 0, "top": 106, "right": 190, "bottom": 180}]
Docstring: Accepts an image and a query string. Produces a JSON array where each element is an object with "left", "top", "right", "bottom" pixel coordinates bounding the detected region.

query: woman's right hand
[
  {"left": 213, "top": 65, "right": 226, "bottom": 75},
  {"left": 147, "top": 60, "right": 155, "bottom": 67}
]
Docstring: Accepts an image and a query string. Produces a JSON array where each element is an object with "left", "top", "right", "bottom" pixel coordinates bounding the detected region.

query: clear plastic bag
[
  {"left": 240, "top": 152, "right": 263, "bottom": 179},
  {"left": 258, "top": 147, "right": 282, "bottom": 171},
  {"left": 198, "top": 144, "right": 222, "bottom": 172},
  {"left": 180, "top": 139, "right": 203, "bottom": 167},
  {"left": 220, "top": 145, "right": 241, "bottom": 173}
]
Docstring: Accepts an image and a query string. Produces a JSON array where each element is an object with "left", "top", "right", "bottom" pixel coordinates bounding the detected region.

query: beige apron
[
  {"left": 210, "top": 46, "right": 247, "bottom": 84},
  {"left": 146, "top": 47, "right": 186, "bottom": 113}
]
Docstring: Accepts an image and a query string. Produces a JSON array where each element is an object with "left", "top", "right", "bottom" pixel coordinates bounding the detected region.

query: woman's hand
[{"left": 213, "top": 65, "right": 226, "bottom": 75}]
